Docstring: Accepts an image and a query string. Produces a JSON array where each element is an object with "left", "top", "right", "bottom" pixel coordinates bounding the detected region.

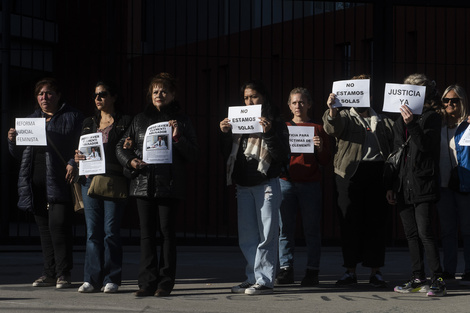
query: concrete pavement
[{"left": 0, "top": 245, "right": 469, "bottom": 312}]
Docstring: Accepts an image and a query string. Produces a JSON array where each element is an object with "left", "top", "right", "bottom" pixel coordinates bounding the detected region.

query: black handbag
[{"left": 385, "top": 136, "right": 411, "bottom": 178}]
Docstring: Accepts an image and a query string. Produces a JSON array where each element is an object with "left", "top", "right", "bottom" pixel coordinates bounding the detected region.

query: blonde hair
[
  {"left": 351, "top": 74, "right": 370, "bottom": 80},
  {"left": 441, "top": 84, "right": 469, "bottom": 124},
  {"left": 287, "top": 87, "right": 312, "bottom": 106},
  {"left": 404, "top": 73, "right": 441, "bottom": 111}
]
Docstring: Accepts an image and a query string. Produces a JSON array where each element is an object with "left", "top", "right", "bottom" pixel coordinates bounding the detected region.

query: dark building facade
[{"left": 1, "top": 0, "right": 469, "bottom": 245}]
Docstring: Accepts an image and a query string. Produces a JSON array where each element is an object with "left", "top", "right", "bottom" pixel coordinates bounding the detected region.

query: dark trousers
[
  {"left": 336, "top": 161, "right": 387, "bottom": 269},
  {"left": 34, "top": 202, "right": 74, "bottom": 278},
  {"left": 136, "top": 197, "right": 178, "bottom": 292},
  {"left": 399, "top": 201, "right": 443, "bottom": 278}
]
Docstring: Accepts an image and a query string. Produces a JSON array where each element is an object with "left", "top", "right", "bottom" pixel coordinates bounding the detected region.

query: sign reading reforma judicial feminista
[
  {"left": 382, "top": 83, "right": 426, "bottom": 115},
  {"left": 15, "top": 118, "right": 47, "bottom": 146},
  {"left": 331, "top": 79, "right": 370, "bottom": 108},
  {"left": 228, "top": 104, "right": 263, "bottom": 134}
]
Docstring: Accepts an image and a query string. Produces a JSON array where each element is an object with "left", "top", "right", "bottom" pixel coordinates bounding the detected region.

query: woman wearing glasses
[
  {"left": 436, "top": 85, "right": 470, "bottom": 286},
  {"left": 75, "top": 81, "right": 132, "bottom": 293}
]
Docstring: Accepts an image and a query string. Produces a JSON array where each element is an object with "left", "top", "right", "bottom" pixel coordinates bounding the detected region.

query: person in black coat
[
  {"left": 386, "top": 73, "right": 446, "bottom": 297},
  {"left": 116, "top": 73, "right": 198, "bottom": 297},
  {"left": 74, "top": 80, "right": 132, "bottom": 294},
  {"left": 8, "top": 78, "right": 84, "bottom": 289}
]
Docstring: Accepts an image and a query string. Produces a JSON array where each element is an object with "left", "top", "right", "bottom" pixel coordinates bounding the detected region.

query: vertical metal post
[
  {"left": 1, "top": 0, "right": 12, "bottom": 238},
  {"left": 372, "top": 0, "right": 394, "bottom": 111}
]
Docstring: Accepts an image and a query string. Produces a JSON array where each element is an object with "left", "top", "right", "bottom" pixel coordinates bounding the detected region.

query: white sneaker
[
  {"left": 78, "top": 282, "right": 95, "bottom": 293},
  {"left": 245, "top": 283, "right": 273, "bottom": 295},
  {"left": 103, "top": 283, "right": 119, "bottom": 293}
]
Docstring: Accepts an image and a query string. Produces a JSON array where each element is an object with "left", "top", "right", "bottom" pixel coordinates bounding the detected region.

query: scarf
[{"left": 226, "top": 134, "right": 272, "bottom": 185}]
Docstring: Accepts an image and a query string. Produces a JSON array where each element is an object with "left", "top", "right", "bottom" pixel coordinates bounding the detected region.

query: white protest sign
[
  {"left": 78, "top": 133, "right": 106, "bottom": 176},
  {"left": 458, "top": 125, "right": 470, "bottom": 146},
  {"left": 383, "top": 83, "right": 426, "bottom": 115},
  {"left": 228, "top": 104, "right": 263, "bottom": 134},
  {"left": 332, "top": 79, "right": 370, "bottom": 108},
  {"left": 143, "top": 122, "right": 173, "bottom": 164},
  {"left": 287, "top": 126, "right": 315, "bottom": 153},
  {"left": 15, "top": 118, "right": 47, "bottom": 146}
]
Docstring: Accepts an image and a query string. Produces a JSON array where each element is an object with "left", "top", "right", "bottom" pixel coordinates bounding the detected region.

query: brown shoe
[
  {"left": 154, "top": 289, "right": 171, "bottom": 297},
  {"left": 134, "top": 289, "right": 154, "bottom": 297}
]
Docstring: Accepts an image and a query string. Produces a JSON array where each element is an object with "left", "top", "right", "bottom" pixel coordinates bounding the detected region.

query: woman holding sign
[
  {"left": 74, "top": 81, "right": 132, "bottom": 293},
  {"left": 385, "top": 73, "right": 446, "bottom": 297},
  {"left": 276, "top": 87, "right": 331, "bottom": 287},
  {"left": 7, "top": 78, "right": 84, "bottom": 289},
  {"left": 220, "top": 80, "right": 290, "bottom": 295},
  {"left": 116, "top": 73, "right": 198, "bottom": 297},
  {"left": 323, "top": 74, "right": 394, "bottom": 288},
  {"left": 435, "top": 85, "right": 470, "bottom": 285}
]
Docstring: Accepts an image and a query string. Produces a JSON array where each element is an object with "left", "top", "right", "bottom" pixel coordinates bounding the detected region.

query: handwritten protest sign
[
  {"left": 143, "top": 122, "right": 172, "bottom": 164},
  {"left": 332, "top": 79, "right": 370, "bottom": 108},
  {"left": 15, "top": 118, "right": 47, "bottom": 146},
  {"left": 287, "top": 126, "right": 315, "bottom": 153},
  {"left": 228, "top": 104, "right": 263, "bottom": 134},
  {"left": 383, "top": 83, "right": 426, "bottom": 115},
  {"left": 78, "top": 133, "right": 106, "bottom": 176}
]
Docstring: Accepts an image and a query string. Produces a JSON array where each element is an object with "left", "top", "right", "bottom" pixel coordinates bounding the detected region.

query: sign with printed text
[
  {"left": 382, "top": 83, "right": 426, "bottom": 115},
  {"left": 78, "top": 133, "right": 106, "bottom": 176},
  {"left": 228, "top": 104, "right": 263, "bottom": 134},
  {"left": 143, "top": 122, "right": 173, "bottom": 164},
  {"left": 332, "top": 79, "right": 370, "bottom": 108},
  {"left": 458, "top": 124, "right": 470, "bottom": 146},
  {"left": 15, "top": 118, "right": 47, "bottom": 146},
  {"left": 287, "top": 126, "right": 315, "bottom": 153}
]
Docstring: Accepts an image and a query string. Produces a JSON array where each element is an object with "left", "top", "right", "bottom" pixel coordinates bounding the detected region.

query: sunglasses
[
  {"left": 93, "top": 91, "right": 109, "bottom": 99},
  {"left": 442, "top": 97, "right": 460, "bottom": 104}
]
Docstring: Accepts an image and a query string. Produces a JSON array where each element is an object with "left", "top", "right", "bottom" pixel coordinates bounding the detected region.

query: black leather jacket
[{"left": 115, "top": 105, "right": 198, "bottom": 199}]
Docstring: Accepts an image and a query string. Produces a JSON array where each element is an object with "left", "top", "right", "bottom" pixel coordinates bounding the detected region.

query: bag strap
[{"left": 47, "top": 134, "right": 68, "bottom": 167}]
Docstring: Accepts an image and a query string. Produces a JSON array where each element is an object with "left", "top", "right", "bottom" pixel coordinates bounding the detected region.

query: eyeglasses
[
  {"left": 93, "top": 91, "right": 109, "bottom": 99},
  {"left": 442, "top": 97, "right": 460, "bottom": 104}
]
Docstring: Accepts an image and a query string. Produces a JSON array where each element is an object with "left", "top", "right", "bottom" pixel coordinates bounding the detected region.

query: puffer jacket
[
  {"left": 322, "top": 107, "right": 394, "bottom": 181},
  {"left": 115, "top": 105, "right": 198, "bottom": 199},
  {"left": 81, "top": 112, "right": 132, "bottom": 175},
  {"left": 390, "top": 106, "right": 442, "bottom": 204},
  {"left": 8, "top": 103, "right": 84, "bottom": 212}
]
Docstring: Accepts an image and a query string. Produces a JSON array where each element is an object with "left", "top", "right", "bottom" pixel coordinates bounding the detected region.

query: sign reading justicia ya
[{"left": 382, "top": 83, "right": 426, "bottom": 115}]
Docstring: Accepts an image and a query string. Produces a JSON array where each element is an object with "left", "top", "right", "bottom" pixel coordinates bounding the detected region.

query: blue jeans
[
  {"left": 436, "top": 188, "right": 470, "bottom": 275},
  {"left": 279, "top": 179, "right": 322, "bottom": 270},
  {"left": 82, "top": 177, "right": 125, "bottom": 288},
  {"left": 236, "top": 178, "right": 281, "bottom": 288}
]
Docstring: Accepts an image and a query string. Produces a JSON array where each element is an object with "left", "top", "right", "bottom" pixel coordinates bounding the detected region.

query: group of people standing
[
  {"left": 7, "top": 72, "right": 470, "bottom": 298},
  {"left": 8, "top": 73, "right": 198, "bottom": 297}
]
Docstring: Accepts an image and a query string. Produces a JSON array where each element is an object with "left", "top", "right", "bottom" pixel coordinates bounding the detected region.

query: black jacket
[
  {"left": 115, "top": 105, "right": 198, "bottom": 199},
  {"left": 390, "top": 106, "right": 442, "bottom": 204},
  {"left": 9, "top": 103, "right": 84, "bottom": 212},
  {"left": 221, "top": 119, "right": 290, "bottom": 186},
  {"left": 81, "top": 112, "right": 132, "bottom": 175}
]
